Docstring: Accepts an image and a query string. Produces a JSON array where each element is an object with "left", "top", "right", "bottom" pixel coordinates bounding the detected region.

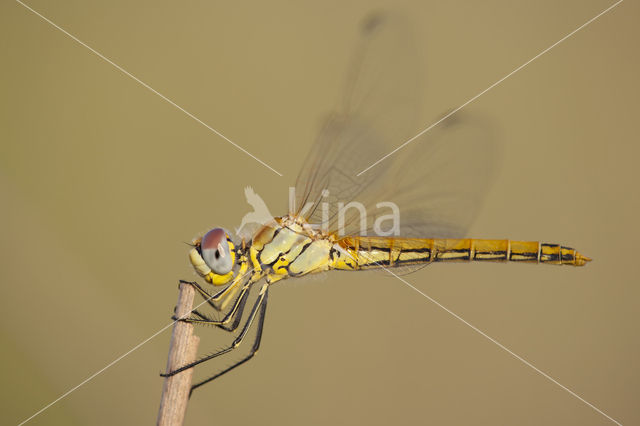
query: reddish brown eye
[{"left": 201, "top": 228, "right": 233, "bottom": 274}]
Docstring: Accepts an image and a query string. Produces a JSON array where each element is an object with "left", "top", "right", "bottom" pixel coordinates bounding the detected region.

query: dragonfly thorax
[{"left": 248, "top": 215, "right": 335, "bottom": 280}]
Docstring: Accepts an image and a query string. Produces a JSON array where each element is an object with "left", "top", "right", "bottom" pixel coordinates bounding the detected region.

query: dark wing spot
[{"left": 361, "top": 12, "right": 385, "bottom": 35}]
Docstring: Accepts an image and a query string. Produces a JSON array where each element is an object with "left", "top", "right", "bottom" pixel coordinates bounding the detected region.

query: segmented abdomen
[{"left": 331, "top": 237, "right": 591, "bottom": 270}]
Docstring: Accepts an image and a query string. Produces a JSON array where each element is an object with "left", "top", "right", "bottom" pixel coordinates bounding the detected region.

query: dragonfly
[{"left": 162, "top": 12, "right": 590, "bottom": 393}]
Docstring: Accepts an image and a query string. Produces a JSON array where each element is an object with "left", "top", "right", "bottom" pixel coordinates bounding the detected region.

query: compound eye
[{"left": 200, "top": 228, "right": 233, "bottom": 275}]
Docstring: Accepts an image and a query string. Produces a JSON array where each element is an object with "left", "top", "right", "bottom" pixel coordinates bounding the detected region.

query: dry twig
[{"left": 157, "top": 282, "right": 200, "bottom": 426}]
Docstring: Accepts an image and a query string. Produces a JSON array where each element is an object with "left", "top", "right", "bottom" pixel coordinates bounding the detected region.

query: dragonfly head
[{"left": 189, "top": 228, "right": 236, "bottom": 286}]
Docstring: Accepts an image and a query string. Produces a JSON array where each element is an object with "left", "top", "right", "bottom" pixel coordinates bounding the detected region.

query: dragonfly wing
[
  {"left": 294, "top": 12, "right": 420, "bottom": 222},
  {"left": 381, "top": 111, "right": 500, "bottom": 239},
  {"left": 295, "top": 12, "right": 500, "bottom": 239}
]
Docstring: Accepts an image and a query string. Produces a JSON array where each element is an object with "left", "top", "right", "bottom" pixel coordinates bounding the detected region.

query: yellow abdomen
[{"left": 331, "top": 237, "right": 591, "bottom": 270}]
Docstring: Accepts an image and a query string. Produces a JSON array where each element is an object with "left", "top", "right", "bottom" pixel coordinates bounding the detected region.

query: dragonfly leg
[
  {"left": 178, "top": 274, "right": 243, "bottom": 312},
  {"left": 161, "top": 283, "right": 269, "bottom": 382},
  {"left": 189, "top": 285, "right": 269, "bottom": 394},
  {"left": 176, "top": 281, "right": 252, "bottom": 332},
  {"left": 211, "top": 275, "right": 245, "bottom": 311},
  {"left": 176, "top": 280, "right": 221, "bottom": 312}
]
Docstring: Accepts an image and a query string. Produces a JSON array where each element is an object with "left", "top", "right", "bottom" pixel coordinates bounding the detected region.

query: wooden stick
[{"left": 157, "top": 282, "right": 200, "bottom": 426}]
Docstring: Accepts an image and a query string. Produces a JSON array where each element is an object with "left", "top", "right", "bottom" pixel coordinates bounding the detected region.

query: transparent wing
[
  {"left": 379, "top": 111, "right": 499, "bottom": 238},
  {"left": 294, "top": 11, "right": 499, "bottom": 239},
  {"left": 294, "top": 12, "right": 420, "bottom": 222}
]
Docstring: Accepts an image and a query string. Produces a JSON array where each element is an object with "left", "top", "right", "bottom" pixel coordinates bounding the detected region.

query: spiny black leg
[
  {"left": 178, "top": 280, "right": 223, "bottom": 312},
  {"left": 161, "top": 283, "right": 268, "bottom": 378},
  {"left": 216, "top": 287, "right": 250, "bottom": 332},
  {"left": 190, "top": 309, "right": 210, "bottom": 321},
  {"left": 189, "top": 287, "right": 269, "bottom": 395},
  {"left": 178, "top": 279, "right": 244, "bottom": 314},
  {"left": 183, "top": 285, "right": 251, "bottom": 333},
  {"left": 175, "top": 283, "right": 252, "bottom": 331}
]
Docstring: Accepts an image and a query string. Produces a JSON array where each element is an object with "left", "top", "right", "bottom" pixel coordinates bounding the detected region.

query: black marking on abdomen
[
  {"left": 473, "top": 251, "right": 507, "bottom": 261},
  {"left": 540, "top": 253, "right": 560, "bottom": 262},
  {"left": 540, "top": 244, "right": 560, "bottom": 263},
  {"left": 436, "top": 248, "right": 471, "bottom": 261},
  {"left": 508, "top": 252, "right": 538, "bottom": 261},
  {"left": 394, "top": 258, "right": 427, "bottom": 265},
  {"left": 394, "top": 249, "right": 432, "bottom": 265},
  {"left": 368, "top": 259, "right": 391, "bottom": 266},
  {"left": 369, "top": 245, "right": 392, "bottom": 253}
]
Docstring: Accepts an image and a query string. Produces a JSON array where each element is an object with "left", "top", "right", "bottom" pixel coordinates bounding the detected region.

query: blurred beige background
[{"left": 1, "top": 0, "right": 638, "bottom": 425}]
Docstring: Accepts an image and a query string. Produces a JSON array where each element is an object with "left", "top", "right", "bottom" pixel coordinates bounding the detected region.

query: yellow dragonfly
[{"left": 162, "top": 13, "right": 590, "bottom": 393}]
